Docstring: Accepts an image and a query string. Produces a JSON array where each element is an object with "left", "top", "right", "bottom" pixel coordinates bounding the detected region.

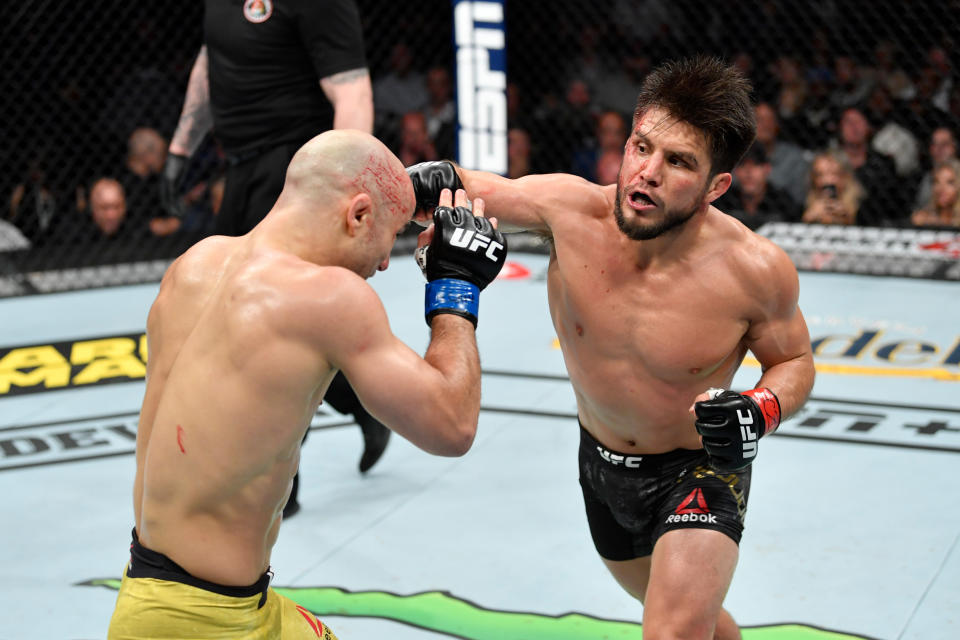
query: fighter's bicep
[
  {"left": 312, "top": 281, "right": 436, "bottom": 423},
  {"left": 338, "top": 333, "right": 445, "bottom": 426},
  {"left": 746, "top": 306, "right": 811, "bottom": 371},
  {"left": 743, "top": 245, "right": 811, "bottom": 368}
]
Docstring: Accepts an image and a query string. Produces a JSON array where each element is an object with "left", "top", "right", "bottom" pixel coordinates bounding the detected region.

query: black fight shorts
[{"left": 578, "top": 423, "right": 750, "bottom": 561}]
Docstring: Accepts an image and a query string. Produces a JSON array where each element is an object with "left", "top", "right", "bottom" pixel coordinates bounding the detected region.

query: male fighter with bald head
[
  {"left": 108, "top": 130, "right": 506, "bottom": 639},
  {"left": 408, "top": 57, "right": 815, "bottom": 640}
]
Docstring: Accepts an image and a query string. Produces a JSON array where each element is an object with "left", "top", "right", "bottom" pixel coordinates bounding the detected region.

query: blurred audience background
[{"left": 4, "top": 0, "right": 960, "bottom": 277}]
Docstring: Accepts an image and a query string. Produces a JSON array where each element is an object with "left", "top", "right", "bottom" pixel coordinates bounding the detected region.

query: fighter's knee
[{"left": 641, "top": 610, "right": 717, "bottom": 640}]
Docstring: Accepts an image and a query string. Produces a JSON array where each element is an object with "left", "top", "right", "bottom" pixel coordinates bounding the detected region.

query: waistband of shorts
[
  {"left": 579, "top": 421, "right": 703, "bottom": 472},
  {"left": 126, "top": 528, "right": 271, "bottom": 604}
]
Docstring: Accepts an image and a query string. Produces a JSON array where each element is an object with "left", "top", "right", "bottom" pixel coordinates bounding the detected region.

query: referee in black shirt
[{"left": 161, "top": 0, "right": 390, "bottom": 516}]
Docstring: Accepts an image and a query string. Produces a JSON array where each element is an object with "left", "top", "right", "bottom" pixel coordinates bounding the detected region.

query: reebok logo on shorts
[{"left": 665, "top": 488, "right": 717, "bottom": 524}]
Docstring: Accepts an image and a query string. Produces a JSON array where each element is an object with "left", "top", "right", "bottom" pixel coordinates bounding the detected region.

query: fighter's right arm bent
[{"left": 321, "top": 277, "right": 481, "bottom": 456}]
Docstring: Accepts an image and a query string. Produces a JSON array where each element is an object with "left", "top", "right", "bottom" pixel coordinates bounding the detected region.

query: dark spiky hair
[{"left": 633, "top": 56, "right": 756, "bottom": 175}]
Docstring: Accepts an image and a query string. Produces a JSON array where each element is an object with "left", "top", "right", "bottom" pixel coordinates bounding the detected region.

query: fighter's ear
[
  {"left": 345, "top": 193, "right": 373, "bottom": 236},
  {"left": 705, "top": 172, "right": 732, "bottom": 203}
]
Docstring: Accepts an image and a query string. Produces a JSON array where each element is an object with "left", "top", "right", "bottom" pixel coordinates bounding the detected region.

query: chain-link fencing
[{"left": 3, "top": 0, "right": 959, "bottom": 296}]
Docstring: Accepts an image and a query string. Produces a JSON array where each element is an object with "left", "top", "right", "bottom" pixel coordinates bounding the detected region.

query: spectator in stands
[
  {"left": 372, "top": 42, "right": 427, "bottom": 152},
  {"left": 422, "top": 66, "right": 455, "bottom": 160},
  {"left": 716, "top": 143, "right": 800, "bottom": 230},
  {"left": 830, "top": 54, "right": 875, "bottom": 112},
  {"left": 873, "top": 40, "right": 915, "bottom": 101},
  {"left": 373, "top": 42, "right": 426, "bottom": 119},
  {"left": 914, "top": 126, "right": 958, "bottom": 209},
  {"left": 565, "top": 24, "right": 604, "bottom": 93},
  {"left": 7, "top": 152, "right": 59, "bottom": 246},
  {"left": 508, "top": 128, "right": 533, "bottom": 179},
  {"left": 926, "top": 46, "right": 954, "bottom": 113},
  {"left": 911, "top": 159, "right": 960, "bottom": 228},
  {"left": 506, "top": 82, "right": 526, "bottom": 130},
  {"left": 52, "top": 177, "right": 141, "bottom": 265},
  {"left": 532, "top": 77, "right": 595, "bottom": 173},
  {"left": 906, "top": 64, "right": 947, "bottom": 144},
  {"left": 396, "top": 111, "right": 437, "bottom": 167},
  {"left": 754, "top": 101, "right": 811, "bottom": 207},
  {"left": 864, "top": 85, "right": 920, "bottom": 179},
  {"left": 571, "top": 110, "right": 627, "bottom": 182},
  {"left": 769, "top": 55, "right": 808, "bottom": 142},
  {"left": 592, "top": 51, "right": 652, "bottom": 115},
  {"left": 120, "top": 127, "right": 168, "bottom": 229},
  {"left": 594, "top": 149, "right": 621, "bottom": 186},
  {"left": 835, "top": 105, "right": 900, "bottom": 226},
  {"left": 796, "top": 67, "right": 835, "bottom": 150},
  {"left": 87, "top": 178, "right": 130, "bottom": 239},
  {"left": 802, "top": 149, "right": 864, "bottom": 225}
]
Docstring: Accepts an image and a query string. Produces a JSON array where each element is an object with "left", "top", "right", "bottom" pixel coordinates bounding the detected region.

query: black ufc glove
[
  {"left": 407, "top": 161, "right": 464, "bottom": 214},
  {"left": 694, "top": 388, "right": 781, "bottom": 473},
  {"left": 159, "top": 153, "right": 188, "bottom": 218},
  {"left": 416, "top": 204, "right": 507, "bottom": 327}
]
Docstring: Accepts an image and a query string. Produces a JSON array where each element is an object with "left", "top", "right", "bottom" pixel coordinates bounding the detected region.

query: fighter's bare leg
[{"left": 602, "top": 529, "right": 741, "bottom": 640}]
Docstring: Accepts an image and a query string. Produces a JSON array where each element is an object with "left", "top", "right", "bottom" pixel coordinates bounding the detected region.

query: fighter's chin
[
  {"left": 616, "top": 201, "right": 698, "bottom": 241},
  {"left": 614, "top": 206, "right": 661, "bottom": 241}
]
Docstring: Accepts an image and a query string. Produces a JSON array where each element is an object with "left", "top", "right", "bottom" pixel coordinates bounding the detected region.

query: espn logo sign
[{"left": 453, "top": 0, "right": 507, "bottom": 174}]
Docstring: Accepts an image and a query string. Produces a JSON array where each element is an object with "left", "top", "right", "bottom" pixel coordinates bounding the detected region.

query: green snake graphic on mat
[{"left": 82, "top": 579, "right": 873, "bottom": 639}]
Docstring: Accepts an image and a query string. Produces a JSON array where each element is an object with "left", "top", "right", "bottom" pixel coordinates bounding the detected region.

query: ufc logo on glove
[{"left": 448, "top": 228, "right": 504, "bottom": 261}]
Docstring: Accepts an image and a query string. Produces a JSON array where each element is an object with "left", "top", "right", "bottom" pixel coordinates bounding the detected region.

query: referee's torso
[{"left": 204, "top": 0, "right": 367, "bottom": 155}]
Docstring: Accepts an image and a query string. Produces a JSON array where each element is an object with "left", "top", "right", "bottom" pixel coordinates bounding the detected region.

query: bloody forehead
[{"left": 351, "top": 153, "right": 410, "bottom": 216}]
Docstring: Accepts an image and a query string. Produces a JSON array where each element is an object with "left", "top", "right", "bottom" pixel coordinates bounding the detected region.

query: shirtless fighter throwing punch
[{"left": 407, "top": 56, "right": 815, "bottom": 640}]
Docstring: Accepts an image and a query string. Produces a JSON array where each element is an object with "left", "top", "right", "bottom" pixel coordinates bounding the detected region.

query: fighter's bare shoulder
[
  {"left": 269, "top": 259, "right": 388, "bottom": 343},
  {"left": 158, "top": 235, "right": 235, "bottom": 295},
  {"left": 714, "top": 211, "right": 800, "bottom": 307}
]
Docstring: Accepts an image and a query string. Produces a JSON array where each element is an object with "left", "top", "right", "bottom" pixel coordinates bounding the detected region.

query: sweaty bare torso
[
  {"left": 546, "top": 198, "right": 758, "bottom": 454},
  {"left": 133, "top": 237, "right": 336, "bottom": 586}
]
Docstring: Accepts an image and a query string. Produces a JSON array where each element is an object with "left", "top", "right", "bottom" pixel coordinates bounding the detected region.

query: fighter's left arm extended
[{"left": 407, "top": 161, "right": 610, "bottom": 234}]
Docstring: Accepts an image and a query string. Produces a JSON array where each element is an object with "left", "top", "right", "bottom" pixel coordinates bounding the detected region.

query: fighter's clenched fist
[
  {"left": 415, "top": 188, "right": 506, "bottom": 327},
  {"left": 407, "top": 160, "right": 465, "bottom": 223},
  {"left": 693, "top": 387, "right": 781, "bottom": 472}
]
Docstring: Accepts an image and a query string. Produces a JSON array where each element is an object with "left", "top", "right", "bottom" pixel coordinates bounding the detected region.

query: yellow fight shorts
[{"left": 108, "top": 529, "right": 337, "bottom": 639}]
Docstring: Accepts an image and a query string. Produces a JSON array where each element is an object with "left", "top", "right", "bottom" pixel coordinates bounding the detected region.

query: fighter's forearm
[
  {"left": 753, "top": 353, "right": 815, "bottom": 421},
  {"left": 424, "top": 315, "right": 481, "bottom": 410},
  {"left": 421, "top": 315, "right": 481, "bottom": 453},
  {"left": 457, "top": 169, "right": 548, "bottom": 232},
  {"left": 169, "top": 46, "right": 213, "bottom": 157}
]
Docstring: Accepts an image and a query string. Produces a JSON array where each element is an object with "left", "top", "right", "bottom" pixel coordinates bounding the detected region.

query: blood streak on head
[
  {"left": 351, "top": 152, "right": 410, "bottom": 219},
  {"left": 176, "top": 425, "right": 186, "bottom": 454}
]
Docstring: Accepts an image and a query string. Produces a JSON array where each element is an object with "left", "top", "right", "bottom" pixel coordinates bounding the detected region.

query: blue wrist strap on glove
[{"left": 425, "top": 278, "right": 479, "bottom": 327}]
